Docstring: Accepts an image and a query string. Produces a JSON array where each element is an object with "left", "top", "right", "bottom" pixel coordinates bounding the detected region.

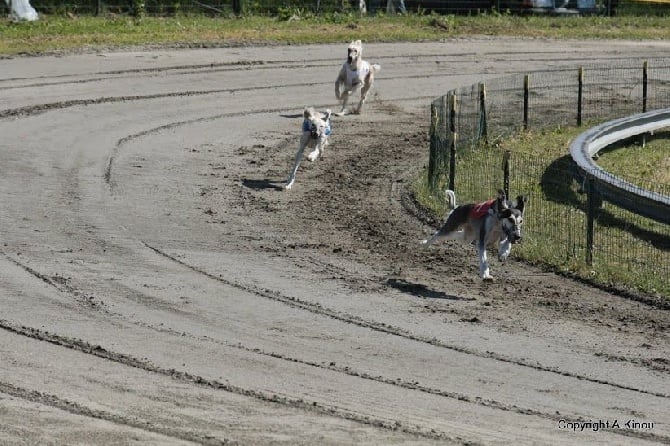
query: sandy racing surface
[{"left": 1, "top": 38, "right": 669, "bottom": 445}]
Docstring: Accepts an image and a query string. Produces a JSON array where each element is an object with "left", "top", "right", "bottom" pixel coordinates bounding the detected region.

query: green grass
[
  {"left": 597, "top": 131, "right": 670, "bottom": 189},
  {"left": 4, "top": 13, "right": 670, "bottom": 56}
]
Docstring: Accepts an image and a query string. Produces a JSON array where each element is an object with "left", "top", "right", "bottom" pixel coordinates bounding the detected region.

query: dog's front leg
[
  {"left": 309, "top": 133, "right": 329, "bottom": 161},
  {"left": 358, "top": 81, "right": 370, "bottom": 114},
  {"left": 339, "top": 91, "right": 350, "bottom": 114},
  {"left": 307, "top": 138, "right": 322, "bottom": 162},
  {"left": 498, "top": 238, "right": 512, "bottom": 262},
  {"left": 478, "top": 241, "right": 493, "bottom": 280},
  {"left": 285, "top": 133, "right": 309, "bottom": 190}
]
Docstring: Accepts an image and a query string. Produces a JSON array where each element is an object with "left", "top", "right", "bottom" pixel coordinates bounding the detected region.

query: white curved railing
[{"left": 569, "top": 109, "right": 670, "bottom": 225}]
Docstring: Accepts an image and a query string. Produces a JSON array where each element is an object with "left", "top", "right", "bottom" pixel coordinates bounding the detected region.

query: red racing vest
[{"left": 469, "top": 199, "right": 496, "bottom": 219}]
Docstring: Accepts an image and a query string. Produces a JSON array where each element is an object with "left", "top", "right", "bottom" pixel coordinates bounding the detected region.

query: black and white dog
[
  {"left": 284, "top": 106, "right": 332, "bottom": 190},
  {"left": 422, "top": 189, "right": 528, "bottom": 280}
]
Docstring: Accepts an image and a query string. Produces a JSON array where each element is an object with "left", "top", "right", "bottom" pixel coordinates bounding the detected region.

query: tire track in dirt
[
  {"left": 0, "top": 381, "right": 225, "bottom": 445},
  {"left": 3, "top": 246, "right": 667, "bottom": 444},
  {"left": 103, "top": 97, "right": 432, "bottom": 187},
  {"left": 0, "top": 48, "right": 650, "bottom": 90},
  {"left": 0, "top": 320, "right": 461, "bottom": 443},
  {"left": 6, "top": 46, "right": 643, "bottom": 120},
  {"left": 0, "top": 83, "right": 433, "bottom": 119},
  {"left": 3, "top": 316, "right": 667, "bottom": 445},
  {"left": 143, "top": 243, "right": 669, "bottom": 401},
  {"left": 3, "top": 43, "right": 669, "bottom": 444}
]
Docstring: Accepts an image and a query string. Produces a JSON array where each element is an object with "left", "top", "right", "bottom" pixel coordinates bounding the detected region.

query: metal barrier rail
[{"left": 569, "top": 108, "right": 670, "bottom": 225}]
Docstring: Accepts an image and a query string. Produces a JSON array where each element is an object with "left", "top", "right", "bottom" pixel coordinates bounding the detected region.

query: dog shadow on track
[
  {"left": 386, "top": 278, "right": 472, "bottom": 301},
  {"left": 241, "top": 178, "right": 285, "bottom": 191}
]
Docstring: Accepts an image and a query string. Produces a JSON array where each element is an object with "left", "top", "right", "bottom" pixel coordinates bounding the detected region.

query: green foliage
[
  {"left": 596, "top": 131, "right": 670, "bottom": 190},
  {"left": 5, "top": 13, "right": 670, "bottom": 56}
]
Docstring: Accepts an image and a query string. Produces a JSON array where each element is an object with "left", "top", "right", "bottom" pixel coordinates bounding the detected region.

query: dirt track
[{"left": 1, "top": 39, "right": 669, "bottom": 445}]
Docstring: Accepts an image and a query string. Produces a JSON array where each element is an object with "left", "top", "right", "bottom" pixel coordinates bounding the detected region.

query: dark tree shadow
[
  {"left": 241, "top": 178, "right": 285, "bottom": 191},
  {"left": 541, "top": 155, "right": 669, "bottom": 250},
  {"left": 386, "top": 278, "right": 472, "bottom": 301}
]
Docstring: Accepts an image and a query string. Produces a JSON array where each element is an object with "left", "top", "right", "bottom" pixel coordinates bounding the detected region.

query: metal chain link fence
[{"left": 429, "top": 59, "right": 670, "bottom": 295}]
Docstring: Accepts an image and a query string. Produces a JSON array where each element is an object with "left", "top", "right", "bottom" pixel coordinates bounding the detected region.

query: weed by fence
[{"left": 427, "top": 59, "right": 670, "bottom": 296}]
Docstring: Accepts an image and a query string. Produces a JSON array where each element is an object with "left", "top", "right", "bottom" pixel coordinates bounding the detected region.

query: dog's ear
[
  {"left": 493, "top": 189, "right": 512, "bottom": 219},
  {"left": 304, "top": 106, "right": 315, "bottom": 119},
  {"left": 494, "top": 189, "right": 508, "bottom": 213},
  {"left": 513, "top": 195, "right": 528, "bottom": 214}
]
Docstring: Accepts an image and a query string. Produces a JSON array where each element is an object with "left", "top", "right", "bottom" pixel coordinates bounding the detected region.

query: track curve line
[
  {"left": 143, "top": 243, "right": 669, "bottom": 400},
  {"left": 0, "top": 320, "right": 458, "bottom": 443}
]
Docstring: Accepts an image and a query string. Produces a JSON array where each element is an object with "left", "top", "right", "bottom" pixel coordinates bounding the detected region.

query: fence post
[
  {"left": 523, "top": 74, "right": 530, "bottom": 130},
  {"left": 478, "top": 82, "right": 487, "bottom": 145},
  {"left": 428, "top": 102, "right": 438, "bottom": 190},
  {"left": 502, "top": 150, "right": 510, "bottom": 199},
  {"left": 642, "top": 60, "right": 648, "bottom": 113},
  {"left": 586, "top": 176, "right": 597, "bottom": 266},
  {"left": 640, "top": 61, "right": 648, "bottom": 147},
  {"left": 449, "top": 93, "right": 457, "bottom": 192},
  {"left": 577, "top": 67, "right": 583, "bottom": 127}
]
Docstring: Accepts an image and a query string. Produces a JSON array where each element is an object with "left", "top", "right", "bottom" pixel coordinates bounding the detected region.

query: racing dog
[
  {"left": 334, "top": 40, "right": 381, "bottom": 116},
  {"left": 422, "top": 189, "right": 527, "bottom": 280},
  {"left": 284, "top": 106, "right": 332, "bottom": 190}
]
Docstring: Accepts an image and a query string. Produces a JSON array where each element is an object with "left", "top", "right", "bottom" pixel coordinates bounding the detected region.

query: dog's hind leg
[
  {"left": 284, "top": 133, "right": 309, "bottom": 190},
  {"left": 477, "top": 222, "right": 495, "bottom": 280},
  {"left": 421, "top": 224, "right": 465, "bottom": 247},
  {"left": 421, "top": 229, "right": 464, "bottom": 246}
]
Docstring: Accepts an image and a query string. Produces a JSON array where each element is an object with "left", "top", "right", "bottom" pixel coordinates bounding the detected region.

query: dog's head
[
  {"left": 303, "top": 106, "right": 332, "bottom": 139},
  {"left": 347, "top": 40, "right": 363, "bottom": 68},
  {"left": 494, "top": 189, "right": 527, "bottom": 244}
]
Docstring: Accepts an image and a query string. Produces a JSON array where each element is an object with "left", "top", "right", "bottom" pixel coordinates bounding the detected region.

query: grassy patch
[
  {"left": 597, "top": 131, "right": 670, "bottom": 190},
  {"left": 4, "top": 13, "right": 670, "bottom": 56}
]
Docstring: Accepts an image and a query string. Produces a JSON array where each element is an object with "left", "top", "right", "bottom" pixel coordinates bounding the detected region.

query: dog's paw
[
  {"left": 482, "top": 275, "right": 494, "bottom": 282},
  {"left": 420, "top": 239, "right": 433, "bottom": 249},
  {"left": 284, "top": 181, "right": 294, "bottom": 190}
]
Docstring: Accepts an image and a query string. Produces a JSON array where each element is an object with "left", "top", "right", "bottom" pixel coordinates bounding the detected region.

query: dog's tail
[
  {"left": 445, "top": 189, "right": 456, "bottom": 210},
  {"left": 371, "top": 63, "right": 381, "bottom": 74}
]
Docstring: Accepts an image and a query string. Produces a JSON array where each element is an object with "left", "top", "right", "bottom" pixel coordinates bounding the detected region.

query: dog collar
[{"left": 303, "top": 118, "right": 331, "bottom": 138}]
